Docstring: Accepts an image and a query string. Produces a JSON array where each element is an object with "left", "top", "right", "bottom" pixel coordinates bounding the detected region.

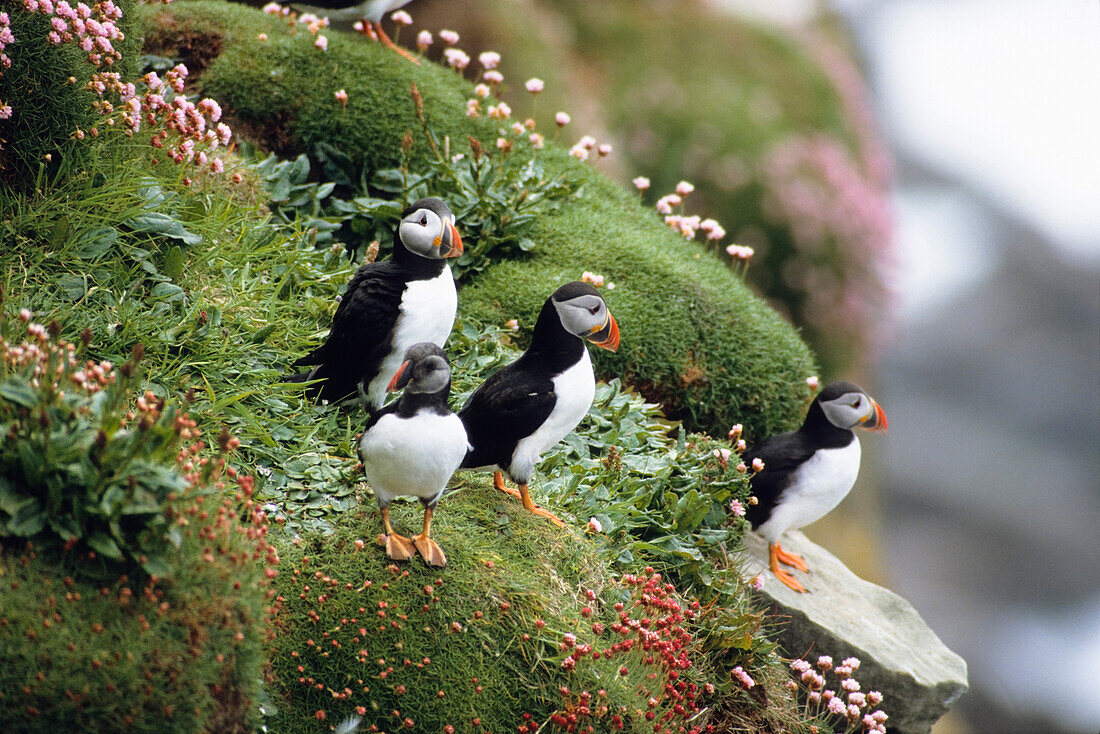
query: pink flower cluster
[
  {"left": 788, "top": 655, "right": 888, "bottom": 733},
  {"left": 75, "top": 64, "right": 232, "bottom": 176},
  {"left": 24, "top": 0, "right": 124, "bottom": 68}
]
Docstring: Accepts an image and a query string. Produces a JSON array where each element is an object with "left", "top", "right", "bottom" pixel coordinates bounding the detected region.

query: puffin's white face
[
  {"left": 553, "top": 293, "right": 619, "bottom": 351},
  {"left": 398, "top": 206, "right": 462, "bottom": 260},
  {"left": 820, "top": 390, "right": 887, "bottom": 432}
]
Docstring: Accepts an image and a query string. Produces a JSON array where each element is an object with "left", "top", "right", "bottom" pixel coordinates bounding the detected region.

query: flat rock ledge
[{"left": 739, "top": 530, "right": 968, "bottom": 734}]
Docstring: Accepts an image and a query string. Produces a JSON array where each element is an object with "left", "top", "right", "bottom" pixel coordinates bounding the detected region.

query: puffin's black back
[
  {"left": 290, "top": 199, "right": 452, "bottom": 402},
  {"left": 743, "top": 383, "right": 859, "bottom": 529},
  {"left": 458, "top": 290, "right": 586, "bottom": 469}
]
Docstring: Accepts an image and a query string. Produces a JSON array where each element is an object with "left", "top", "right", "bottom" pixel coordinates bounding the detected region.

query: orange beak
[
  {"left": 436, "top": 221, "right": 463, "bottom": 258},
  {"left": 387, "top": 360, "right": 411, "bottom": 392},
  {"left": 862, "top": 398, "right": 888, "bottom": 433},
  {"left": 587, "top": 313, "right": 619, "bottom": 352}
]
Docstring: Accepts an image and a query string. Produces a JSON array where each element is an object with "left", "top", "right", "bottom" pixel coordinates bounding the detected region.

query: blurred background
[{"left": 282, "top": 0, "right": 1100, "bottom": 730}]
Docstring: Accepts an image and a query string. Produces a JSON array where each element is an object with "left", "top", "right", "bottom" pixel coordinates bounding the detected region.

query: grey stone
[{"left": 739, "top": 530, "right": 969, "bottom": 734}]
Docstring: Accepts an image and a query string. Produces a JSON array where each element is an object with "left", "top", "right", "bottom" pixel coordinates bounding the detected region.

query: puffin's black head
[
  {"left": 387, "top": 342, "right": 452, "bottom": 395},
  {"left": 549, "top": 281, "right": 619, "bottom": 352},
  {"left": 397, "top": 197, "right": 463, "bottom": 260},
  {"left": 813, "top": 380, "right": 887, "bottom": 432}
]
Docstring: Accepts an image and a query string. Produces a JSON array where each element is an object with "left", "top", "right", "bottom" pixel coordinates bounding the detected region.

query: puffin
[
  {"left": 287, "top": 197, "right": 462, "bottom": 409},
  {"left": 358, "top": 342, "right": 469, "bottom": 566},
  {"left": 458, "top": 281, "right": 619, "bottom": 526},
  {"left": 744, "top": 380, "right": 888, "bottom": 593}
]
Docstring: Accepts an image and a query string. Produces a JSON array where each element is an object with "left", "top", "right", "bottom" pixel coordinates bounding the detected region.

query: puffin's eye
[
  {"left": 419, "top": 215, "right": 428, "bottom": 226},
  {"left": 588, "top": 305, "right": 600, "bottom": 315}
]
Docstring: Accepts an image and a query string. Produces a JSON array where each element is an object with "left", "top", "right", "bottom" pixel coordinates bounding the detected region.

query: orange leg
[
  {"left": 369, "top": 21, "right": 421, "bottom": 65},
  {"left": 493, "top": 470, "right": 522, "bottom": 499},
  {"left": 769, "top": 542, "right": 808, "bottom": 593},
  {"left": 774, "top": 541, "right": 808, "bottom": 572},
  {"left": 381, "top": 507, "right": 416, "bottom": 562},
  {"left": 517, "top": 483, "right": 565, "bottom": 528},
  {"left": 412, "top": 506, "right": 447, "bottom": 567}
]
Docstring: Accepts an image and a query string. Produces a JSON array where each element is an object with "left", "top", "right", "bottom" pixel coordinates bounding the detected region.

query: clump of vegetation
[
  {"left": 268, "top": 488, "right": 721, "bottom": 734},
  {"left": 0, "top": 312, "right": 277, "bottom": 733}
]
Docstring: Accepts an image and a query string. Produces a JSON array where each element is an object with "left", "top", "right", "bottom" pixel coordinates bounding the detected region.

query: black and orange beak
[
  {"left": 435, "top": 220, "right": 463, "bottom": 258},
  {"left": 587, "top": 313, "right": 619, "bottom": 352},
  {"left": 860, "top": 398, "right": 888, "bottom": 433},
  {"left": 387, "top": 360, "right": 411, "bottom": 392}
]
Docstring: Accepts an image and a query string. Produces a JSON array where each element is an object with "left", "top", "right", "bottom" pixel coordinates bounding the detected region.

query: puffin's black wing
[
  {"left": 292, "top": 261, "right": 406, "bottom": 400},
  {"left": 458, "top": 365, "right": 556, "bottom": 470},
  {"left": 743, "top": 430, "right": 816, "bottom": 529}
]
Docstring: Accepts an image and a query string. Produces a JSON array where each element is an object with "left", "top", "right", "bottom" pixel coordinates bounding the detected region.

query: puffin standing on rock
[
  {"left": 287, "top": 197, "right": 462, "bottom": 409},
  {"left": 744, "top": 380, "right": 887, "bottom": 593},
  {"left": 459, "top": 281, "right": 619, "bottom": 526},
  {"left": 358, "top": 343, "right": 469, "bottom": 567}
]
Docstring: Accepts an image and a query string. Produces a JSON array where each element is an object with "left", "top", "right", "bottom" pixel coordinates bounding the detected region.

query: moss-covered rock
[
  {"left": 268, "top": 479, "right": 719, "bottom": 733},
  {"left": 0, "top": 494, "right": 273, "bottom": 733},
  {"left": 134, "top": 0, "right": 817, "bottom": 440}
]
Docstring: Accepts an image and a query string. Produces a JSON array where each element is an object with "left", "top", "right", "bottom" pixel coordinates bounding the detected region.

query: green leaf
[
  {"left": 58, "top": 272, "right": 87, "bottom": 301},
  {"left": 164, "top": 246, "right": 185, "bottom": 280},
  {"left": 141, "top": 553, "right": 171, "bottom": 578},
  {"left": 0, "top": 378, "right": 38, "bottom": 408},
  {"left": 150, "top": 282, "right": 185, "bottom": 302},
  {"left": 8, "top": 501, "right": 46, "bottom": 536},
  {"left": 125, "top": 213, "right": 201, "bottom": 245},
  {"left": 73, "top": 226, "right": 119, "bottom": 259},
  {"left": 87, "top": 532, "right": 124, "bottom": 560}
]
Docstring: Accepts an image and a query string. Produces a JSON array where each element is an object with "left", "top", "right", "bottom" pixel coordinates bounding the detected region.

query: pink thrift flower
[
  {"left": 0, "top": 103, "right": 11, "bottom": 120},
  {"left": 586, "top": 517, "right": 602, "bottom": 533},
  {"left": 569, "top": 143, "right": 588, "bottom": 161},
  {"left": 655, "top": 194, "right": 680, "bottom": 215},
  {"left": 728, "top": 424, "right": 743, "bottom": 441},
  {"left": 728, "top": 498, "right": 744, "bottom": 516},
  {"left": 580, "top": 271, "right": 604, "bottom": 287},
  {"left": 827, "top": 698, "right": 846, "bottom": 715},
  {"left": 478, "top": 51, "right": 500, "bottom": 69},
  {"left": 750, "top": 573, "right": 765, "bottom": 590},
  {"left": 443, "top": 48, "right": 469, "bottom": 70},
  {"left": 817, "top": 655, "right": 833, "bottom": 670},
  {"left": 529, "top": 133, "right": 545, "bottom": 149},
  {"left": 465, "top": 99, "right": 480, "bottom": 117},
  {"left": 751, "top": 457, "right": 765, "bottom": 473},
  {"left": 314, "top": 35, "right": 328, "bottom": 51},
  {"left": 597, "top": 143, "right": 612, "bottom": 157},
  {"left": 439, "top": 29, "right": 459, "bottom": 45},
  {"left": 483, "top": 70, "right": 503, "bottom": 84},
  {"left": 525, "top": 77, "right": 544, "bottom": 94},
  {"left": 390, "top": 9, "right": 411, "bottom": 25},
  {"left": 416, "top": 30, "right": 432, "bottom": 50},
  {"left": 675, "top": 180, "right": 694, "bottom": 196},
  {"left": 261, "top": 2, "right": 282, "bottom": 14},
  {"left": 578, "top": 135, "right": 596, "bottom": 150},
  {"left": 487, "top": 102, "right": 511, "bottom": 120},
  {"left": 633, "top": 176, "right": 650, "bottom": 191},
  {"left": 842, "top": 657, "right": 861, "bottom": 671},
  {"left": 334, "top": 88, "right": 348, "bottom": 105},
  {"left": 806, "top": 376, "right": 820, "bottom": 391},
  {"left": 555, "top": 111, "right": 570, "bottom": 126},
  {"left": 473, "top": 83, "right": 490, "bottom": 99},
  {"left": 209, "top": 158, "right": 224, "bottom": 174},
  {"left": 258, "top": 32, "right": 268, "bottom": 41},
  {"left": 505, "top": 319, "right": 519, "bottom": 331}
]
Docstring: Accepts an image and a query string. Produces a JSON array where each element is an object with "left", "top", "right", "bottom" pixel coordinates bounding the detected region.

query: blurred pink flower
[
  {"left": 314, "top": 34, "right": 328, "bottom": 51},
  {"left": 525, "top": 77, "right": 544, "bottom": 94},
  {"left": 483, "top": 70, "right": 503, "bottom": 84},
  {"left": 633, "top": 176, "right": 650, "bottom": 191},
  {"left": 478, "top": 51, "right": 500, "bottom": 69},
  {"left": 390, "top": 9, "right": 411, "bottom": 25},
  {"left": 416, "top": 30, "right": 432, "bottom": 50},
  {"left": 675, "top": 180, "right": 694, "bottom": 196},
  {"left": 334, "top": 88, "right": 347, "bottom": 105},
  {"left": 439, "top": 29, "right": 459, "bottom": 45},
  {"left": 555, "top": 111, "right": 570, "bottom": 126}
]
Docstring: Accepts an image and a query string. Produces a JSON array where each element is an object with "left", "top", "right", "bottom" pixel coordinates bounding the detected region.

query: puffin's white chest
[
  {"left": 509, "top": 348, "right": 595, "bottom": 481},
  {"left": 364, "top": 268, "right": 457, "bottom": 408},
  {"left": 756, "top": 439, "right": 862, "bottom": 542},
  {"left": 359, "top": 410, "right": 468, "bottom": 506}
]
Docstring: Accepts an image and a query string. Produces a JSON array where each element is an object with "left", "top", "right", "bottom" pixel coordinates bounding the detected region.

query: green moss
[
  {"left": 268, "top": 479, "right": 718, "bottom": 733},
  {"left": 0, "top": 498, "right": 271, "bottom": 733},
  {"left": 135, "top": 0, "right": 817, "bottom": 440}
]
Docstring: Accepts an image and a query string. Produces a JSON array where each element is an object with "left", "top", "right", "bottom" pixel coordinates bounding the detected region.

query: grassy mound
[
  {"left": 0, "top": 498, "right": 273, "bottom": 733},
  {"left": 134, "top": 0, "right": 817, "bottom": 441},
  {"left": 268, "top": 481, "right": 723, "bottom": 733}
]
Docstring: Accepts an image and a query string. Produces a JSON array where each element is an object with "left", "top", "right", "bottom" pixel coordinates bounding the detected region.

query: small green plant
[{"left": 0, "top": 303, "right": 223, "bottom": 576}]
